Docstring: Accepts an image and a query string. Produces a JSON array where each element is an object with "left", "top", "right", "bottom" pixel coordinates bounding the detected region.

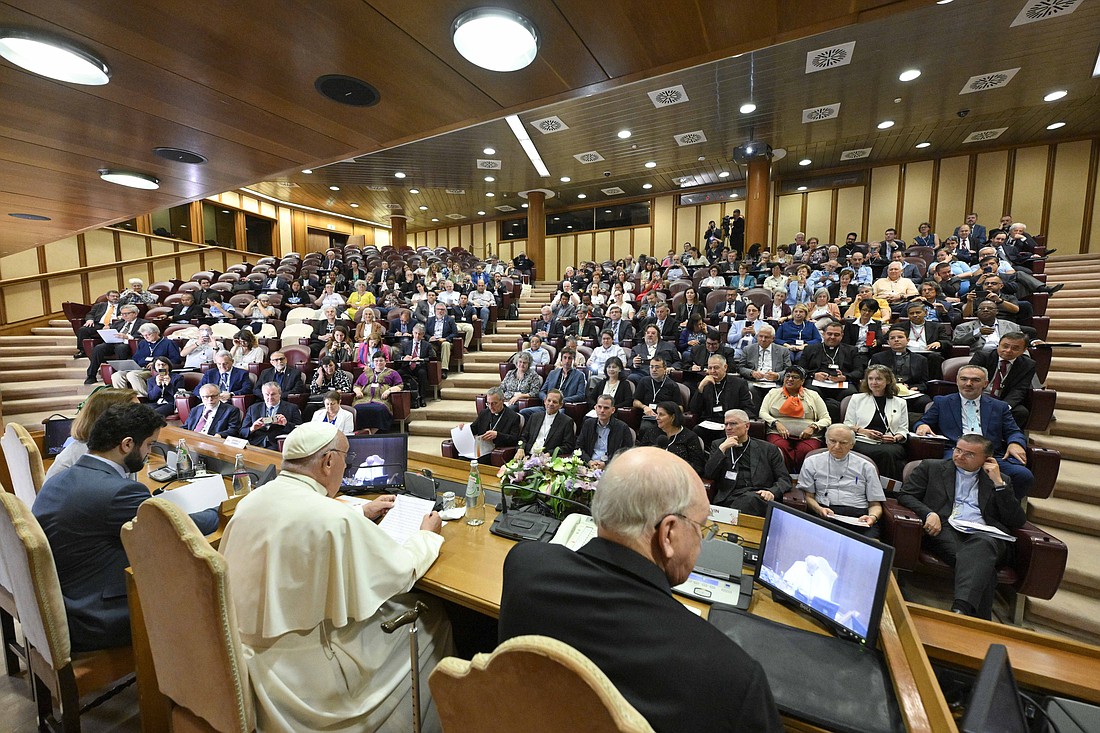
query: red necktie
[
  {"left": 990, "top": 359, "right": 1009, "bottom": 398},
  {"left": 195, "top": 410, "right": 210, "bottom": 433}
]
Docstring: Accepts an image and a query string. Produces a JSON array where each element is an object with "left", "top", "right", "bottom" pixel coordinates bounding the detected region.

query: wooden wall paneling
[
  {"left": 2, "top": 283, "right": 41, "bottom": 322},
  {"left": 594, "top": 230, "right": 612, "bottom": 263},
  {"left": 829, "top": 189, "right": 839, "bottom": 244},
  {"left": 934, "top": 156, "right": 970, "bottom": 236},
  {"left": 835, "top": 187, "right": 865, "bottom": 241},
  {"left": 635, "top": 225, "right": 653, "bottom": 260},
  {"left": 928, "top": 159, "right": 940, "bottom": 233},
  {"left": 376, "top": 228, "right": 390, "bottom": 248},
  {"left": 804, "top": 191, "right": 831, "bottom": 244},
  {"left": 574, "top": 232, "right": 591, "bottom": 266},
  {"left": 698, "top": 204, "right": 721, "bottom": 240},
  {"left": 674, "top": 206, "right": 696, "bottom": 249},
  {"left": 800, "top": 192, "right": 809, "bottom": 232},
  {"left": 651, "top": 195, "right": 673, "bottom": 255},
  {"left": 900, "top": 160, "right": 935, "bottom": 240},
  {"left": 1003, "top": 149, "right": 1016, "bottom": 218},
  {"left": 35, "top": 246, "right": 49, "bottom": 316},
  {"left": 965, "top": 154, "right": 978, "bottom": 214},
  {"left": 1010, "top": 146, "right": 1048, "bottom": 232},
  {"left": 868, "top": 165, "right": 901, "bottom": 237},
  {"left": 775, "top": 194, "right": 802, "bottom": 246},
  {"left": 0, "top": 246, "right": 40, "bottom": 280},
  {"left": 48, "top": 275, "right": 82, "bottom": 312},
  {"left": 546, "top": 235, "right": 561, "bottom": 280},
  {"left": 611, "top": 228, "right": 628, "bottom": 261},
  {"left": 122, "top": 263, "right": 149, "bottom": 287},
  {"left": 895, "top": 163, "right": 906, "bottom": 229},
  {"left": 1046, "top": 140, "right": 1093, "bottom": 254},
  {"left": 860, "top": 180, "right": 871, "bottom": 243},
  {"left": 42, "top": 236, "right": 78, "bottom": 272},
  {"left": 1086, "top": 141, "right": 1100, "bottom": 254},
  {"left": 498, "top": 239, "right": 516, "bottom": 263},
  {"left": 177, "top": 254, "right": 203, "bottom": 280},
  {"left": 87, "top": 269, "right": 117, "bottom": 299},
  {"left": 277, "top": 208, "right": 293, "bottom": 256},
  {"left": 83, "top": 229, "right": 117, "bottom": 266},
  {"left": 971, "top": 151, "right": 1009, "bottom": 225}
]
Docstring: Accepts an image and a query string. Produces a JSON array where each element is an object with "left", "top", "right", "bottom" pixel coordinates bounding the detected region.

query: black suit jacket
[
  {"left": 566, "top": 319, "right": 599, "bottom": 340},
  {"left": 703, "top": 437, "right": 791, "bottom": 506},
  {"left": 869, "top": 349, "right": 931, "bottom": 390},
  {"left": 254, "top": 366, "right": 306, "bottom": 395},
  {"left": 898, "top": 457, "right": 1026, "bottom": 533},
  {"left": 603, "top": 319, "right": 634, "bottom": 344},
  {"left": 969, "top": 351, "right": 1036, "bottom": 409},
  {"left": 898, "top": 320, "right": 952, "bottom": 354},
  {"left": 577, "top": 417, "right": 634, "bottom": 463},
  {"left": 520, "top": 410, "right": 576, "bottom": 455},
  {"left": 470, "top": 405, "right": 521, "bottom": 447},
  {"left": 183, "top": 401, "right": 242, "bottom": 437},
  {"left": 842, "top": 320, "right": 883, "bottom": 351},
  {"left": 168, "top": 304, "right": 201, "bottom": 322},
  {"left": 500, "top": 538, "right": 782, "bottom": 733},
  {"left": 240, "top": 401, "right": 303, "bottom": 449},
  {"left": 799, "top": 342, "right": 863, "bottom": 381},
  {"left": 84, "top": 300, "right": 117, "bottom": 323},
  {"left": 690, "top": 375, "right": 755, "bottom": 419},
  {"left": 642, "top": 317, "right": 679, "bottom": 342}
]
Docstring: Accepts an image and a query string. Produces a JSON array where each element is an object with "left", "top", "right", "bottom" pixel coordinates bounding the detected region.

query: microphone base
[{"left": 490, "top": 511, "right": 562, "bottom": 543}]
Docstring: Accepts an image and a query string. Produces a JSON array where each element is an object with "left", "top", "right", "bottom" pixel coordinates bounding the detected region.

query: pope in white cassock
[{"left": 220, "top": 422, "right": 452, "bottom": 732}]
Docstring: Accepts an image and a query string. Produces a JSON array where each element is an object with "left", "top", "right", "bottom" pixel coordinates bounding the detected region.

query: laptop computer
[{"left": 107, "top": 359, "right": 142, "bottom": 372}]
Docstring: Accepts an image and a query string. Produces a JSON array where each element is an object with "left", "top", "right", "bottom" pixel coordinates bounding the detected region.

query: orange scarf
[{"left": 778, "top": 387, "right": 805, "bottom": 418}]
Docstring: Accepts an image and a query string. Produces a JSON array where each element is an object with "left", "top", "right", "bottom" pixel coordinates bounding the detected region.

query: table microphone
[{"left": 496, "top": 483, "right": 592, "bottom": 515}]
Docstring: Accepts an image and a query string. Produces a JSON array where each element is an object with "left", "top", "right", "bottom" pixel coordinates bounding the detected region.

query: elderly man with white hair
[
  {"left": 797, "top": 424, "right": 885, "bottom": 538},
  {"left": 109, "top": 322, "right": 181, "bottom": 395},
  {"left": 871, "top": 261, "right": 918, "bottom": 305},
  {"left": 220, "top": 422, "right": 450, "bottom": 732},
  {"left": 499, "top": 447, "right": 781, "bottom": 732}
]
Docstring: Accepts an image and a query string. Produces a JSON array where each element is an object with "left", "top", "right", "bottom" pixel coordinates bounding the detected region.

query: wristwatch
[{"left": 993, "top": 483, "right": 1008, "bottom": 491}]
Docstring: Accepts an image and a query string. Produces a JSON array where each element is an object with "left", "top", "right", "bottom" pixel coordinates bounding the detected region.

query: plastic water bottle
[
  {"left": 175, "top": 439, "right": 194, "bottom": 479},
  {"left": 465, "top": 460, "right": 485, "bottom": 526},
  {"left": 231, "top": 454, "right": 252, "bottom": 497}
]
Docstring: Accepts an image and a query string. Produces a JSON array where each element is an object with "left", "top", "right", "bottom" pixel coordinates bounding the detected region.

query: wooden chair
[
  {"left": 0, "top": 493, "right": 135, "bottom": 731},
  {"left": 429, "top": 635, "right": 653, "bottom": 733},
  {"left": 2, "top": 422, "right": 46, "bottom": 505},
  {"left": 120, "top": 499, "right": 255, "bottom": 733}
]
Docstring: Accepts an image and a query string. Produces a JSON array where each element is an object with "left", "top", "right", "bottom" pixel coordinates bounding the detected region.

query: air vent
[
  {"left": 314, "top": 74, "right": 381, "bottom": 107},
  {"left": 495, "top": 205, "right": 517, "bottom": 212},
  {"left": 840, "top": 147, "right": 872, "bottom": 161},
  {"left": 383, "top": 203, "right": 403, "bottom": 210},
  {"left": 647, "top": 84, "right": 689, "bottom": 108},
  {"left": 963, "top": 128, "right": 1008, "bottom": 143},
  {"left": 802, "top": 104, "right": 840, "bottom": 123},
  {"left": 959, "top": 68, "right": 1020, "bottom": 94},
  {"left": 601, "top": 187, "right": 625, "bottom": 196},
  {"left": 530, "top": 116, "right": 569, "bottom": 134},
  {"left": 805, "top": 42, "right": 855, "bottom": 74},
  {"left": 276, "top": 181, "right": 300, "bottom": 188},
  {"left": 445, "top": 214, "right": 466, "bottom": 219},
  {"left": 674, "top": 130, "right": 707, "bottom": 146},
  {"left": 152, "top": 147, "right": 207, "bottom": 165},
  {"left": 444, "top": 188, "right": 466, "bottom": 195},
  {"left": 477, "top": 159, "right": 502, "bottom": 170},
  {"left": 1011, "top": 0, "right": 1083, "bottom": 26},
  {"left": 573, "top": 151, "right": 605, "bottom": 164},
  {"left": 367, "top": 185, "right": 388, "bottom": 191}
]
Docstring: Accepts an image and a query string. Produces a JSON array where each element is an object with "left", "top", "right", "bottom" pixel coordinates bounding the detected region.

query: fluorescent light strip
[
  {"left": 505, "top": 114, "right": 551, "bottom": 177},
  {"left": 241, "top": 187, "right": 388, "bottom": 228}
]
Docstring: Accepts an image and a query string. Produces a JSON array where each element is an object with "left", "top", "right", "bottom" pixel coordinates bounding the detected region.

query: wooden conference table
[{"left": 125, "top": 426, "right": 1099, "bottom": 732}]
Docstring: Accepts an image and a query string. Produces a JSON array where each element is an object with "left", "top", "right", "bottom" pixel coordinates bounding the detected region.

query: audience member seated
[
  {"left": 845, "top": 365, "right": 909, "bottom": 480},
  {"left": 241, "top": 382, "right": 303, "bottom": 450},
  {"left": 241, "top": 293, "right": 277, "bottom": 333},
  {"left": 469, "top": 280, "right": 496, "bottom": 323},
  {"left": 229, "top": 329, "right": 265, "bottom": 367},
  {"left": 185, "top": 383, "right": 243, "bottom": 438},
  {"left": 33, "top": 404, "right": 219, "bottom": 652},
  {"left": 255, "top": 351, "right": 306, "bottom": 395},
  {"left": 962, "top": 271, "right": 1030, "bottom": 324},
  {"left": 807, "top": 288, "right": 841, "bottom": 330},
  {"left": 679, "top": 315, "right": 709, "bottom": 361},
  {"left": 627, "top": 324, "right": 680, "bottom": 384},
  {"left": 45, "top": 388, "right": 139, "bottom": 481},
  {"left": 309, "top": 305, "right": 344, "bottom": 357},
  {"left": 632, "top": 356, "right": 681, "bottom": 445},
  {"left": 641, "top": 302, "right": 679, "bottom": 343},
  {"left": 518, "top": 389, "right": 576, "bottom": 455},
  {"left": 653, "top": 401, "right": 706, "bottom": 474},
  {"left": 798, "top": 425, "right": 885, "bottom": 539},
  {"left": 179, "top": 324, "right": 219, "bottom": 368},
  {"left": 828, "top": 269, "right": 859, "bottom": 309},
  {"left": 714, "top": 290, "right": 749, "bottom": 333},
  {"left": 460, "top": 387, "right": 520, "bottom": 454},
  {"left": 194, "top": 350, "right": 252, "bottom": 399},
  {"left": 897, "top": 302, "right": 950, "bottom": 378},
  {"left": 312, "top": 390, "right": 355, "bottom": 434},
  {"left": 760, "top": 366, "right": 832, "bottom": 471},
  {"left": 585, "top": 356, "right": 631, "bottom": 409},
  {"left": 800, "top": 321, "right": 861, "bottom": 423},
  {"left": 398, "top": 324, "right": 434, "bottom": 406},
  {"left": 310, "top": 356, "right": 355, "bottom": 402},
  {"left": 602, "top": 304, "right": 634, "bottom": 345},
  {"left": 785, "top": 265, "right": 814, "bottom": 306},
  {"left": 74, "top": 289, "right": 121, "bottom": 358},
  {"left": 587, "top": 330, "right": 628, "bottom": 378},
  {"left": 118, "top": 278, "right": 158, "bottom": 306},
  {"left": 85, "top": 304, "right": 148, "bottom": 385},
  {"left": 345, "top": 280, "right": 376, "bottom": 320},
  {"left": 520, "top": 348, "right": 587, "bottom": 421},
  {"left": 501, "top": 353, "right": 543, "bottom": 408},
  {"left": 145, "top": 357, "right": 185, "bottom": 417},
  {"left": 872, "top": 261, "right": 919, "bottom": 309},
  {"left": 952, "top": 300, "right": 1024, "bottom": 355},
  {"left": 576, "top": 395, "right": 635, "bottom": 469},
  {"left": 914, "top": 364, "right": 1033, "bottom": 499},
  {"left": 842, "top": 300, "right": 884, "bottom": 369},
  {"left": 690, "top": 353, "right": 755, "bottom": 445},
  {"left": 110, "top": 322, "right": 181, "bottom": 395},
  {"left": 686, "top": 328, "right": 737, "bottom": 373},
  {"left": 868, "top": 328, "right": 932, "bottom": 413},
  {"left": 703, "top": 408, "right": 791, "bottom": 515},
  {"left": 352, "top": 353, "right": 403, "bottom": 434},
  {"left": 969, "top": 332, "right": 1036, "bottom": 428},
  {"left": 762, "top": 263, "right": 789, "bottom": 293},
  {"left": 204, "top": 292, "right": 236, "bottom": 321},
  {"left": 898, "top": 434, "right": 1026, "bottom": 619},
  {"left": 842, "top": 284, "right": 891, "bottom": 322},
  {"left": 699, "top": 266, "right": 727, "bottom": 289},
  {"left": 774, "top": 303, "right": 821, "bottom": 361}
]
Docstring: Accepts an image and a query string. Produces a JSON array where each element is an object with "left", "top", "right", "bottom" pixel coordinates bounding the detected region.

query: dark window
[
  {"left": 499, "top": 217, "right": 528, "bottom": 240},
  {"left": 202, "top": 203, "right": 237, "bottom": 247},
  {"left": 245, "top": 215, "right": 274, "bottom": 255},
  {"left": 678, "top": 187, "right": 745, "bottom": 206},
  {"left": 595, "top": 202, "right": 650, "bottom": 230},
  {"left": 150, "top": 204, "right": 192, "bottom": 240}
]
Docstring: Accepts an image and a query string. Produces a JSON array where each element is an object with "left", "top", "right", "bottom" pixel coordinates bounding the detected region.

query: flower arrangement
[{"left": 497, "top": 446, "right": 602, "bottom": 519}]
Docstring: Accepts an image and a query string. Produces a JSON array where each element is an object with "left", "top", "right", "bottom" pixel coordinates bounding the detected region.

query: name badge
[
  {"left": 796, "top": 338, "right": 805, "bottom": 346},
  {"left": 648, "top": 403, "right": 657, "bottom": 411},
  {"left": 828, "top": 364, "right": 839, "bottom": 371},
  {"left": 724, "top": 470, "right": 738, "bottom": 482},
  {"left": 712, "top": 405, "right": 723, "bottom": 413}
]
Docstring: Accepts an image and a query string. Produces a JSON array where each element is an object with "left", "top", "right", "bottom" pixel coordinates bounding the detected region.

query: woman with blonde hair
[{"left": 45, "top": 388, "right": 140, "bottom": 480}]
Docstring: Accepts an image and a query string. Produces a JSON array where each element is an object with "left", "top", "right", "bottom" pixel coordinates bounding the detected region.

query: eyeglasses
[
  {"left": 270, "top": 357, "right": 286, "bottom": 362},
  {"left": 656, "top": 513, "right": 719, "bottom": 541},
  {"left": 325, "top": 448, "right": 357, "bottom": 467}
]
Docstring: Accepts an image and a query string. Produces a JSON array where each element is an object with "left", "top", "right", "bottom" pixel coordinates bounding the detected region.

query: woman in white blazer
[
  {"left": 844, "top": 365, "right": 908, "bottom": 481},
  {"left": 310, "top": 391, "right": 356, "bottom": 434}
]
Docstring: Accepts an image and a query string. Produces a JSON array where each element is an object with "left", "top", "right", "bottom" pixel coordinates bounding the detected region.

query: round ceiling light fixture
[
  {"left": 1043, "top": 90, "right": 1067, "bottom": 102},
  {"left": 152, "top": 147, "right": 207, "bottom": 165},
  {"left": 577, "top": 193, "right": 586, "bottom": 199},
  {"left": 301, "top": 169, "right": 313, "bottom": 174},
  {"left": 452, "top": 8, "right": 539, "bottom": 72},
  {"left": 409, "top": 188, "right": 420, "bottom": 194},
  {"left": 8, "top": 212, "right": 51, "bottom": 221},
  {"left": 484, "top": 175, "right": 495, "bottom": 182},
  {"left": 642, "top": 183, "right": 653, "bottom": 190},
  {"left": 877, "top": 120, "right": 895, "bottom": 129},
  {"left": 798, "top": 158, "right": 812, "bottom": 166},
  {"left": 477, "top": 210, "right": 486, "bottom": 215},
  {"left": 617, "top": 130, "right": 631, "bottom": 139},
  {"left": 483, "top": 147, "right": 495, "bottom": 155},
  {"left": 419, "top": 205, "right": 428, "bottom": 211},
  {"left": 739, "top": 102, "right": 757, "bottom": 114},
  {"left": 644, "top": 161, "right": 657, "bottom": 168},
  {"left": 0, "top": 28, "right": 110, "bottom": 85},
  {"left": 394, "top": 171, "right": 406, "bottom": 179},
  {"left": 898, "top": 69, "right": 921, "bottom": 82},
  {"left": 915, "top": 141, "right": 932, "bottom": 149},
  {"left": 349, "top": 203, "right": 359, "bottom": 208},
  {"left": 1046, "top": 122, "right": 1066, "bottom": 130},
  {"left": 314, "top": 74, "right": 380, "bottom": 106},
  {"left": 797, "top": 186, "right": 808, "bottom": 191},
  {"left": 559, "top": 176, "right": 570, "bottom": 183},
  {"left": 97, "top": 169, "right": 159, "bottom": 190},
  {"left": 718, "top": 171, "right": 730, "bottom": 178}
]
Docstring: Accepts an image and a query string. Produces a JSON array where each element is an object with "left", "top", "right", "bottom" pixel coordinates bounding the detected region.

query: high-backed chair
[
  {"left": 0, "top": 493, "right": 134, "bottom": 731},
  {"left": 441, "top": 402, "right": 524, "bottom": 466},
  {"left": 2, "top": 422, "right": 46, "bottom": 505},
  {"left": 429, "top": 635, "right": 654, "bottom": 733},
  {"left": 120, "top": 499, "right": 255, "bottom": 733},
  {"left": 923, "top": 356, "right": 1056, "bottom": 432},
  {"left": 905, "top": 435, "right": 1060, "bottom": 500}
]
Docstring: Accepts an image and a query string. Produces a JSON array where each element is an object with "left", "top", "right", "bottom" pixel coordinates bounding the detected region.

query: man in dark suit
[
  {"left": 194, "top": 351, "right": 253, "bottom": 398},
  {"left": 531, "top": 305, "right": 564, "bottom": 342},
  {"left": 970, "top": 332, "right": 1036, "bottom": 428},
  {"left": 463, "top": 387, "right": 520, "bottom": 455},
  {"left": 686, "top": 330, "right": 737, "bottom": 373},
  {"left": 241, "top": 382, "right": 303, "bottom": 450},
  {"left": 954, "top": 213, "right": 987, "bottom": 246},
  {"left": 168, "top": 291, "right": 202, "bottom": 323},
  {"left": 184, "top": 383, "right": 244, "bottom": 438},
  {"left": 641, "top": 303, "right": 679, "bottom": 343},
  {"left": 897, "top": 302, "right": 951, "bottom": 378},
  {"left": 254, "top": 351, "right": 306, "bottom": 395},
  {"left": 869, "top": 327, "right": 932, "bottom": 409},
  {"left": 84, "top": 304, "right": 150, "bottom": 384},
  {"left": 499, "top": 447, "right": 782, "bottom": 733},
  {"left": 519, "top": 389, "right": 576, "bottom": 456},
  {"left": 74, "top": 289, "right": 122, "bottom": 357},
  {"left": 412, "top": 290, "right": 440, "bottom": 325},
  {"left": 915, "top": 364, "right": 1033, "bottom": 499},
  {"left": 32, "top": 404, "right": 219, "bottom": 652},
  {"left": 602, "top": 305, "right": 634, "bottom": 346},
  {"left": 258, "top": 267, "right": 288, "bottom": 294},
  {"left": 631, "top": 356, "right": 683, "bottom": 445},
  {"left": 801, "top": 321, "right": 861, "bottom": 422},
  {"left": 898, "top": 434, "right": 1026, "bottom": 619},
  {"left": 425, "top": 301, "right": 459, "bottom": 372},
  {"left": 627, "top": 325, "right": 680, "bottom": 384},
  {"left": 691, "top": 355, "right": 755, "bottom": 445},
  {"left": 577, "top": 395, "right": 635, "bottom": 469},
  {"left": 388, "top": 311, "right": 415, "bottom": 345},
  {"left": 399, "top": 324, "right": 435, "bottom": 405},
  {"left": 703, "top": 409, "right": 791, "bottom": 515}
]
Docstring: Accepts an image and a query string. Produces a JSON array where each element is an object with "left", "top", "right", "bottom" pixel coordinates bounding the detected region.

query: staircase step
[
  {"left": 408, "top": 419, "right": 462, "bottom": 438},
  {"left": 412, "top": 400, "right": 477, "bottom": 422},
  {"left": 1051, "top": 459, "right": 1100, "bottom": 506},
  {"left": 4, "top": 408, "right": 83, "bottom": 430},
  {"left": 0, "top": 366, "right": 89, "bottom": 382},
  {"left": 441, "top": 387, "right": 488, "bottom": 400},
  {"left": 408, "top": 435, "right": 446, "bottom": 456},
  {"left": 0, "top": 344, "right": 78, "bottom": 358},
  {"left": 445, "top": 373, "right": 504, "bottom": 388},
  {"left": 464, "top": 362, "right": 502, "bottom": 374},
  {"left": 1050, "top": 392, "right": 1100, "bottom": 412},
  {"left": 48, "top": 319, "right": 72, "bottom": 328},
  {"left": 2, "top": 395, "right": 88, "bottom": 416},
  {"left": 0, "top": 379, "right": 85, "bottom": 400},
  {"left": 1033, "top": 528, "right": 1100, "bottom": 600},
  {"left": 31, "top": 327, "right": 78, "bottom": 337},
  {"left": 0, "top": 335, "right": 76, "bottom": 346},
  {"left": 1046, "top": 330, "right": 1100, "bottom": 343},
  {"left": 1050, "top": 357, "right": 1100, "bottom": 373},
  {"left": 0, "top": 355, "right": 84, "bottom": 370},
  {"left": 1028, "top": 590, "right": 1100, "bottom": 646},
  {"left": 1042, "top": 318, "right": 1098, "bottom": 330},
  {"left": 1045, "top": 373, "right": 1100, "bottom": 392},
  {"left": 1030, "top": 434, "right": 1100, "bottom": 465},
  {"left": 1050, "top": 411, "right": 1100, "bottom": 441},
  {"left": 1027, "top": 496, "right": 1100, "bottom": 538}
]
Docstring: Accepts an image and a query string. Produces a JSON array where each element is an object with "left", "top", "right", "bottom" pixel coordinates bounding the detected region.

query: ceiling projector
[{"left": 731, "top": 141, "right": 772, "bottom": 164}]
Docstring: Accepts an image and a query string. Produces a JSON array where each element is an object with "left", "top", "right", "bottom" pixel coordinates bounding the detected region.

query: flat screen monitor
[
  {"left": 961, "top": 644, "right": 1028, "bottom": 733},
  {"left": 755, "top": 501, "right": 894, "bottom": 648},
  {"left": 43, "top": 417, "right": 74, "bottom": 457},
  {"left": 342, "top": 434, "right": 408, "bottom": 493}
]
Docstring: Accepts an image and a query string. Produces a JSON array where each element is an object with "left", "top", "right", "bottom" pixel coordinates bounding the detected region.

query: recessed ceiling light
[
  {"left": 797, "top": 186, "right": 808, "bottom": 191},
  {"left": 0, "top": 29, "right": 111, "bottom": 85},
  {"left": 394, "top": 171, "right": 406, "bottom": 178},
  {"left": 898, "top": 69, "right": 921, "bottom": 82},
  {"left": 409, "top": 188, "right": 420, "bottom": 194},
  {"left": 877, "top": 120, "right": 895, "bottom": 129},
  {"left": 521, "top": 203, "right": 528, "bottom": 208},
  {"left": 567, "top": 225, "right": 573, "bottom": 229},
  {"left": 719, "top": 171, "right": 730, "bottom": 178},
  {"left": 560, "top": 176, "right": 570, "bottom": 182},
  {"left": 617, "top": 130, "right": 631, "bottom": 139},
  {"left": 477, "top": 210, "right": 486, "bottom": 215},
  {"left": 485, "top": 192, "right": 495, "bottom": 197},
  {"left": 484, "top": 175, "right": 495, "bottom": 182},
  {"left": 936, "top": 0, "right": 953, "bottom": 4},
  {"left": 301, "top": 169, "right": 313, "bottom": 174},
  {"left": 431, "top": 218, "right": 439, "bottom": 222},
  {"left": 483, "top": 147, "right": 495, "bottom": 155},
  {"left": 1043, "top": 90, "right": 1067, "bottom": 102},
  {"left": 221, "top": 210, "right": 230, "bottom": 214},
  {"left": 7, "top": 212, "right": 51, "bottom": 221},
  {"left": 452, "top": 8, "right": 539, "bottom": 72},
  {"left": 349, "top": 203, "right": 359, "bottom": 208},
  {"left": 739, "top": 103, "right": 757, "bottom": 114},
  {"left": 329, "top": 185, "right": 340, "bottom": 191},
  {"left": 419, "top": 205, "right": 428, "bottom": 210},
  {"left": 644, "top": 161, "right": 657, "bottom": 168},
  {"left": 1046, "top": 122, "right": 1066, "bottom": 130},
  {"left": 798, "top": 158, "right": 812, "bottom": 166},
  {"left": 729, "top": 193, "right": 738, "bottom": 199},
  {"left": 97, "top": 169, "right": 159, "bottom": 190},
  {"left": 915, "top": 141, "right": 932, "bottom": 149},
  {"left": 642, "top": 183, "right": 653, "bottom": 190},
  {"left": 577, "top": 193, "right": 586, "bottom": 199},
  {"left": 553, "top": 217, "right": 560, "bottom": 221},
  {"left": 314, "top": 75, "right": 380, "bottom": 107},
  {"left": 604, "top": 209, "right": 612, "bottom": 213}
]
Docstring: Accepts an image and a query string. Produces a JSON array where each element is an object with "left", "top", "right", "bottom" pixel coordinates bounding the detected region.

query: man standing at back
[{"left": 499, "top": 447, "right": 781, "bottom": 732}]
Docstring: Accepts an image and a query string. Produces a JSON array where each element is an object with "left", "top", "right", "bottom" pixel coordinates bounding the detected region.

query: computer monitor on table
[
  {"left": 341, "top": 434, "right": 408, "bottom": 493},
  {"left": 755, "top": 501, "right": 894, "bottom": 648},
  {"left": 961, "top": 644, "right": 1028, "bottom": 733}
]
